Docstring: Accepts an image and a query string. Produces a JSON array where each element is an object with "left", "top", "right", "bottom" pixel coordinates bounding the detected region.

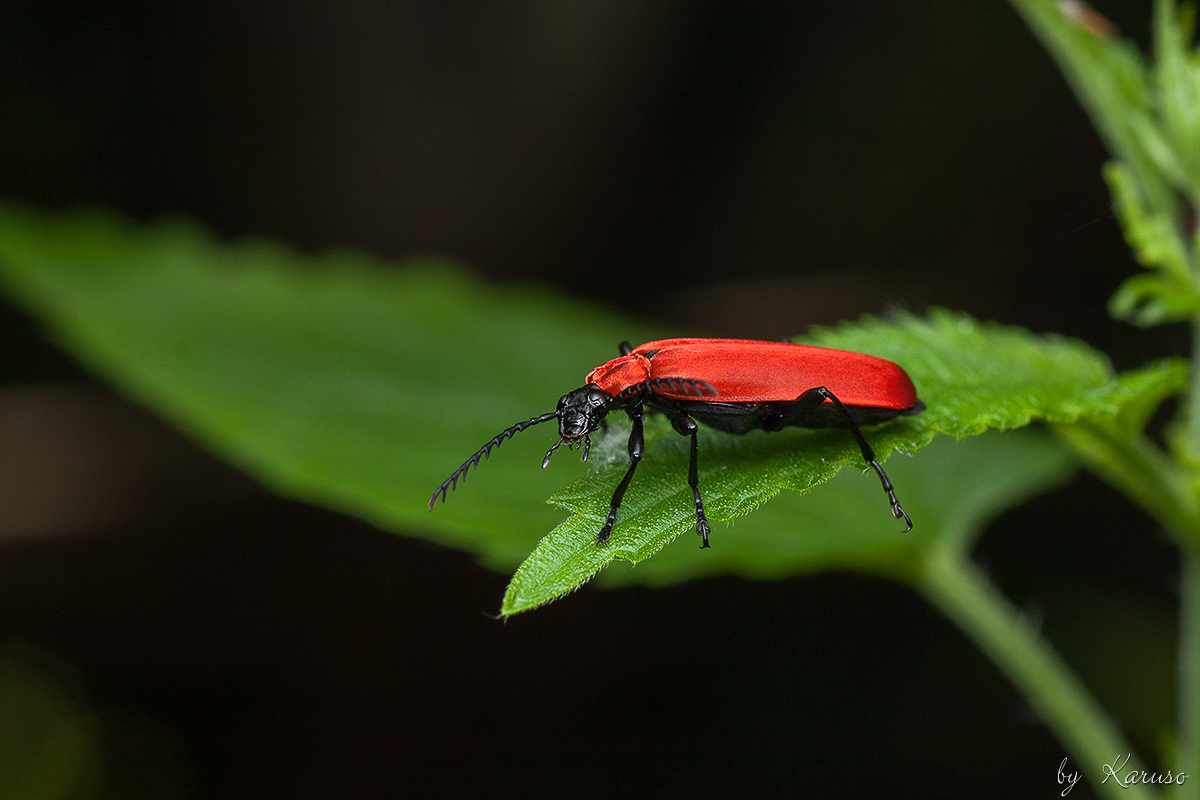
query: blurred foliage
[
  {"left": 0, "top": 643, "right": 193, "bottom": 800},
  {"left": 0, "top": 645, "right": 99, "bottom": 800},
  {"left": 1014, "top": 0, "right": 1200, "bottom": 326}
]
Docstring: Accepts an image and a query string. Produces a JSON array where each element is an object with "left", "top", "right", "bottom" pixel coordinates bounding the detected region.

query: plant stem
[
  {"left": 1182, "top": 277, "right": 1200, "bottom": 797},
  {"left": 917, "top": 545, "right": 1155, "bottom": 800},
  {"left": 1181, "top": 535, "right": 1200, "bottom": 800}
]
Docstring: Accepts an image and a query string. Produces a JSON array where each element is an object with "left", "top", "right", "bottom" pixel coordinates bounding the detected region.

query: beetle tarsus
[
  {"left": 597, "top": 516, "right": 616, "bottom": 544},
  {"left": 865, "top": 457, "right": 911, "bottom": 532},
  {"left": 542, "top": 437, "right": 563, "bottom": 469},
  {"left": 694, "top": 497, "right": 711, "bottom": 548}
]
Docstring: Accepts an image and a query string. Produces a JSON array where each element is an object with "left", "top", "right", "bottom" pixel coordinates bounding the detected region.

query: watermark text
[
  {"left": 1058, "top": 758, "right": 1081, "bottom": 796},
  {"left": 1058, "top": 755, "right": 1189, "bottom": 794},
  {"left": 1101, "top": 754, "right": 1188, "bottom": 789}
]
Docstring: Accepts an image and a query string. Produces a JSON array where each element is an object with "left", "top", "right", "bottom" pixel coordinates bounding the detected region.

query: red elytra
[{"left": 587, "top": 338, "right": 919, "bottom": 407}]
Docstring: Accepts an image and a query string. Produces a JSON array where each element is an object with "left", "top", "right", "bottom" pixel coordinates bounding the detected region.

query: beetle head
[
  {"left": 542, "top": 385, "right": 611, "bottom": 468},
  {"left": 557, "top": 385, "right": 610, "bottom": 440}
]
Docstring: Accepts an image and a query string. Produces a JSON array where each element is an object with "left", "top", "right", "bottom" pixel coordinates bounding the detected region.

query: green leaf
[
  {"left": 1110, "top": 272, "right": 1200, "bottom": 325},
  {"left": 502, "top": 310, "right": 1187, "bottom": 614},
  {"left": 1103, "top": 161, "right": 1200, "bottom": 325},
  {"left": 0, "top": 201, "right": 667, "bottom": 570}
]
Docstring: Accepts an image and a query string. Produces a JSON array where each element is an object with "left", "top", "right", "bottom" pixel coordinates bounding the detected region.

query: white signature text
[{"left": 1101, "top": 754, "right": 1188, "bottom": 789}]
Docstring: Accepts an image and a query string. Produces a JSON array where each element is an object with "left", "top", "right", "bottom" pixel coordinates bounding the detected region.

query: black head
[
  {"left": 541, "top": 385, "right": 611, "bottom": 468},
  {"left": 557, "top": 385, "right": 610, "bottom": 441}
]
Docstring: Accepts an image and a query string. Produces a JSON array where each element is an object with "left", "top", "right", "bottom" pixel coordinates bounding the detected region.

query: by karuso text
[{"left": 1060, "top": 755, "right": 1189, "bottom": 796}]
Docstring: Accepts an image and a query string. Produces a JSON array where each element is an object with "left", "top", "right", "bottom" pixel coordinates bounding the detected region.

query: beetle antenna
[
  {"left": 541, "top": 437, "right": 563, "bottom": 469},
  {"left": 657, "top": 377, "right": 717, "bottom": 397},
  {"left": 612, "top": 378, "right": 716, "bottom": 405},
  {"left": 429, "top": 411, "right": 559, "bottom": 510},
  {"left": 581, "top": 434, "right": 591, "bottom": 462}
]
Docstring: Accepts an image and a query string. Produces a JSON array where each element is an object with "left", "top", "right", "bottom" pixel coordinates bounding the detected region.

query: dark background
[{"left": 0, "top": 1, "right": 1183, "bottom": 797}]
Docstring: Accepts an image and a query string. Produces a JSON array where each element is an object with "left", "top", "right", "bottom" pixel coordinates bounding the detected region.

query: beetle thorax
[{"left": 585, "top": 353, "right": 651, "bottom": 396}]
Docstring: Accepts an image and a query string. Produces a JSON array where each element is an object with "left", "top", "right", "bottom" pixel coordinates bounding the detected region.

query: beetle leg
[
  {"left": 541, "top": 437, "right": 563, "bottom": 469},
  {"left": 789, "top": 387, "right": 912, "bottom": 532},
  {"left": 668, "top": 412, "right": 710, "bottom": 548},
  {"left": 597, "top": 403, "right": 645, "bottom": 543}
]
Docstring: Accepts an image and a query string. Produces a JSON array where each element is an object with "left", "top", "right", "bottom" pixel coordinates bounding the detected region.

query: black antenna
[
  {"left": 429, "top": 412, "right": 558, "bottom": 510},
  {"left": 611, "top": 377, "right": 717, "bottom": 405}
]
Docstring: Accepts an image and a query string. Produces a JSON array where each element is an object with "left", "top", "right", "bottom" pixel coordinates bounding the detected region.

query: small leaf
[
  {"left": 1129, "top": 110, "right": 1193, "bottom": 191},
  {"left": 1101, "top": 160, "right": 1200, "bottom": 325},
  {"left": 1110, "top": 272, "right": 1200, "bottom": 325},
  {"left": 1104, "top": 161, "right": 1193, "bottom": 283}
]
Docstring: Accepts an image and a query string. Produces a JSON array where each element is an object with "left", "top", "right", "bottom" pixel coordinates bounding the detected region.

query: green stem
[
  {"left": 1183, "top": 283, "right": 1200, "bottom": 797},
  {"left": 917, "top": 545, "right": 1155, "bottom": 800},
  {"left": 1190, "top": 322, "right": 1200, "bottom": 456},
  {"left": 1180, "top": 543, "right": 1200, "bottom": 799}
]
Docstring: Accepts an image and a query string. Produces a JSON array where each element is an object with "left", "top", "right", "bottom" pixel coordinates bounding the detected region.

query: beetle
[{"left": 429, "top": 338, "right": 924, "bottom": 548}]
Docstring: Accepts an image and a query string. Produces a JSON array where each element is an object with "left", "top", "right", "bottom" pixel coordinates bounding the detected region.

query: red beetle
[{"left": 430, "top": 338, "right": 923, "bottom": 547}]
